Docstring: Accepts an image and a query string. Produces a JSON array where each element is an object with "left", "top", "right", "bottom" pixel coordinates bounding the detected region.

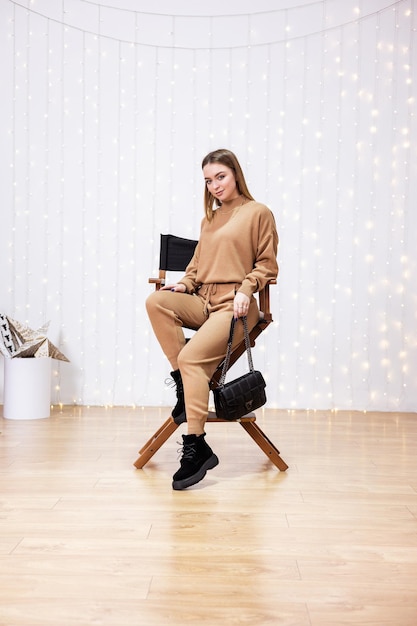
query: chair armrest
[
  {"left": 258, "top": 280, "right": 276, "bottom": 322},
  {"left": 149, "top": 270, "right": 167, "bottom": 291},
  {"left": 149, "top": 278, "right": 165, "bottom": 287}
]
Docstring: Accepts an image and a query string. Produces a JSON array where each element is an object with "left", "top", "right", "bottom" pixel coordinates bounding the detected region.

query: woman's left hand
[{"left": 233, "top": 292, "right": 250, "bottom": 319}]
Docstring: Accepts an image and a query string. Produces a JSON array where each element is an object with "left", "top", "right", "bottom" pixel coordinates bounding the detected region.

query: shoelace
[
  {"left": 166, "top": 379, "right": 184, "bottom": 409},
  {"left": 165, "top": 376, "right": 183, "bottom": 395},
  {"left": 176, "top": 440, "right": 197, "bottom": 461}
]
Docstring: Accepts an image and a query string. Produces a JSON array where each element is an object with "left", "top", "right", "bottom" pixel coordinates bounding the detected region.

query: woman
[{"left": 146, "top": 148, "right": 278, "bottom": 490}]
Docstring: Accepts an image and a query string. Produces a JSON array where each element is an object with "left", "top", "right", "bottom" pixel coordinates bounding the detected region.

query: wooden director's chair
[{"left": 134, "top": 234, "right": 288, "bottom": 472}]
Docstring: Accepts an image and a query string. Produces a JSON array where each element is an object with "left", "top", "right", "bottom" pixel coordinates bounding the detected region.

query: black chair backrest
[{"left": 159, "top": 234, "right": 198, "bottom": 272}]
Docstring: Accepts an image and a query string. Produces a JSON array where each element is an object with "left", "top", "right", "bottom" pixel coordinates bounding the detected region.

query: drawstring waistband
[
  {"left": 198, "top": 282, "right": 240, "bottom": 316},
  {"left": 200, "top": 284, "right": 217, "bottom": 316}
]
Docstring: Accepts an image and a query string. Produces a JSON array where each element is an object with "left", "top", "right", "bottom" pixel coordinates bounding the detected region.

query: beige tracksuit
[{"left": 146, "top": 201, "right": 278, "bottom": 434}]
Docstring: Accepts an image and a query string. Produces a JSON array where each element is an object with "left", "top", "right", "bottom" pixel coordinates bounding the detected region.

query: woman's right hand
[{"left": 160, "top": 283, "right": 186, "bottom": 293}]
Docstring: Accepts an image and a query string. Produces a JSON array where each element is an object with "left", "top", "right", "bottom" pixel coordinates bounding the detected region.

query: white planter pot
[{"left": 3, "top": 357, "right": 52, "bottom": 420}]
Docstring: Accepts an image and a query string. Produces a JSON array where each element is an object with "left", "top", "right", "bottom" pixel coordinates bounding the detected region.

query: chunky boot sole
[
  {"left": 172, "top": 454, "right": 219, "bottom": 491},
  {"left": 172, "top": 410, "right": 187, "bottom": 425}
]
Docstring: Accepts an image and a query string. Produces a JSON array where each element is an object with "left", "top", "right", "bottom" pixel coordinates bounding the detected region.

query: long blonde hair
[{"left": 202, "top": 149, "right": 255, "bottom": 221}]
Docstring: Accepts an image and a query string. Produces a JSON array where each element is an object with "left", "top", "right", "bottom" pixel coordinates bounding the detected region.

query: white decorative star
[{"left": 0, "top": 314, "right": 69, "bottom": 361}]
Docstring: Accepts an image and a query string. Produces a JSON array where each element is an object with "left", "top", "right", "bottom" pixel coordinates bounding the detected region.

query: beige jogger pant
[{"left": 145, "top": 283, "right": 260, "bottom": 434}]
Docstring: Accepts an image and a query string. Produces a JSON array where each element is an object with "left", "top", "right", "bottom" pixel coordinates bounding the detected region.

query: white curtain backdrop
[{"left": 0, "top": 0, "right": 416, "bottom": 411}]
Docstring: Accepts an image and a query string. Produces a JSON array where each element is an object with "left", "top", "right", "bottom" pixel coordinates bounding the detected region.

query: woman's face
[{"left": 203, "top": 162, "right": 238, "bottom": 203}]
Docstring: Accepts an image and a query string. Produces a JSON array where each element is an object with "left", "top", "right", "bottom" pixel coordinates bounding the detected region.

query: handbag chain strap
[{"left": 218, "top": 316, "right": 254, "bottom": 386}]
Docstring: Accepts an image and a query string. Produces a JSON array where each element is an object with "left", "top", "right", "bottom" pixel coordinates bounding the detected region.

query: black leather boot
[
  {"left": 172, "top": 433, "right": 219, "bottom": 490},
  {"left": 169, "top": 369, "right": 186, "bottom": 424}
]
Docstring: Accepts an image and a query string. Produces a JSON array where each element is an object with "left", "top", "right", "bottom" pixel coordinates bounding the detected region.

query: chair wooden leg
[
  {"left": 138, "top": 417, "right": 174, "bottom": 455},
  {"left": 239, "top": 419, "right": 288, "bottom": 471},
  {"left": 133, "top": 417, "right": 179, "bottom": 469},
  {"left": 134, "top": 413, "right": 288, "bottom": 471}
]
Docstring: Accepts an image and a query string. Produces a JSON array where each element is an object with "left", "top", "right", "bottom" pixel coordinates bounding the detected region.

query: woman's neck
[{"left": 218, "top": 194, "right": 245, "bottom": 212}]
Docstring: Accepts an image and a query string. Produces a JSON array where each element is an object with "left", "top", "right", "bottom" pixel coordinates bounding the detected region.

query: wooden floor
[{"left": 0, "top": 406, "right": 416, "bottom": 625}]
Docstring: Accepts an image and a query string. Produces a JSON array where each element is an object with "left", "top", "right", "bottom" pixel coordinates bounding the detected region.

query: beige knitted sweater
[{"left": 179, "top": 201, "right": 278, "bottom": 298}]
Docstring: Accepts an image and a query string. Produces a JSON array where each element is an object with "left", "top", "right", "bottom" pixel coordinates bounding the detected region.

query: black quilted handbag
[{"left": 213, "top": 316, "right": 267, "bottom": 421}]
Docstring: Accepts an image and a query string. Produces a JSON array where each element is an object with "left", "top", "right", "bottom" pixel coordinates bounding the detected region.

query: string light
[{"left": 1, "top": 0, "right": 415, "bottom": 412}]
